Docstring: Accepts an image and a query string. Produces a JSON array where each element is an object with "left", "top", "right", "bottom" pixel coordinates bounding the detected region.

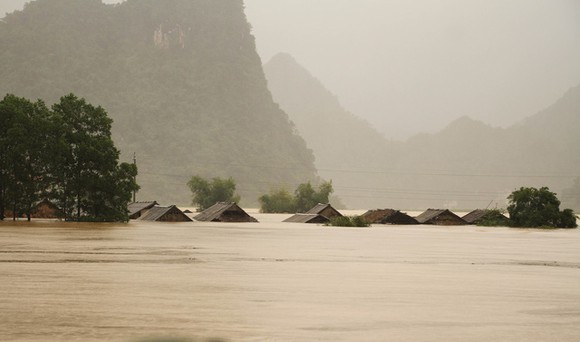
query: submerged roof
[
  {"left": 462, "top": 209, "right": 508, "bottom": 224},
  {"left": 138, "top": 205, "right": 192, "bottom": 222},
  {"left": 283, "top": 214, "right": 330, "bottom": 224},
  {"left": 305, "top": 203, "right": 342, "bottom": 218},
  {"left": 362, "top": 209, "right": 418, "bottom": 225},
  {"left": 194, "top": 202, "right": 258, "bottom": 222},
  {"left": 306, "top": 203, "right": 332, "bottom": 215},
  {"left": 128, "top": 201, "right": 158, "bottom": 218},
  {"left": 415, "top": 209, "right": 466, "bottom": 225}
]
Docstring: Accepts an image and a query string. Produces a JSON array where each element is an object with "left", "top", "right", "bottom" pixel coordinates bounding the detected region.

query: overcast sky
[
  {"left": 3, "top": 0, "right": 579, "bottom": 139},
  {"left": 245, "top": 0, "right": 580, "bottom": 139}
]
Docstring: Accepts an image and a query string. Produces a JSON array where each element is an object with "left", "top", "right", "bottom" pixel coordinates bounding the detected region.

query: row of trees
[
  {"left": 0, "top": 94, "right": 138, "bottom": 222},
  {"left": 187, "top": 175, "right": 334, "bottom": 213},
  {"left": 259, "top": 182, "right": 334, "bottom": 213}
]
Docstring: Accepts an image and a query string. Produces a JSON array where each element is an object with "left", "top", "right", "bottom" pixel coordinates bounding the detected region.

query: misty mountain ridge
[
  {"left": 265, "top": 53, "right": 580, "bottom": 209},
  {"left": 264, "top": 53, "right": 397, "bottom": 167},
  {"left": 0, "top": 0, "right": 319, "bottom": 205},
  {"left": 264, "top": 53, "right": 402, "bottom": 208}
]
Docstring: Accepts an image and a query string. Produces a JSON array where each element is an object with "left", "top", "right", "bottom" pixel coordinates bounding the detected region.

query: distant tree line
[
  {"left": 259, "top": 181, "right": 334, "bottom": 214},
  {"left": 187, "top": 175, "right": 240, "bottom": 211},
  {"left": 0, "top": 93, "right": 139, "bottom": 222},
  {"left": 186, "top": 175, "right": 335, "bottom": 214}
]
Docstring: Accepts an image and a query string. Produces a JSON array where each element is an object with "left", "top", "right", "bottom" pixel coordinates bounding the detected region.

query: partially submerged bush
[
  {"left": 326, "top": 215, "right": 370, "bottom": 227},
  {"left": 476, "top": 209, "right": 510, "bottom": 227}
]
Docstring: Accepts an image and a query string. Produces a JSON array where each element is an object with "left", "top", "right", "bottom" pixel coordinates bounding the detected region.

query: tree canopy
[
  {"left": 187, "top": 175, "right": 240, "bottom": 211},
  {"left": 259, "top": 181, "right": 334, "bottom": 213},
  {"left": 507, "top": 187, "right": 577, "bottom": 228},
  {"left": 0, "top": 93, "right": 139, "bottom": 222}
]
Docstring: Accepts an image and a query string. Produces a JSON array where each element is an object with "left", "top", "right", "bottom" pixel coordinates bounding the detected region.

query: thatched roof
[
  {"left": 415, "top": 209, "right": 466, "bottom": 225},
  {"left": 362, "top": 209, "right": 418, "bottom": 225},
  {"left": 283, "top": 214, "right": 329, "bottom": 224},
  {"left": 138, "top": 205, "right": 192, "bottom": 222},
  {"left": 194, "top": 202, "right": 258, "bottom": 223},
  {"left": 128, "top": 201, "right": 158, "bottom": 219},
  {"left": 462, "top": 209, "right": 508, "bottom": 224}
]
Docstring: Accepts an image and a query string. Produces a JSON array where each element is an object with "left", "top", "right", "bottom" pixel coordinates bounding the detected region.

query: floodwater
[{"left": 1, "top": 214, "right": 580, "bottom": 342}]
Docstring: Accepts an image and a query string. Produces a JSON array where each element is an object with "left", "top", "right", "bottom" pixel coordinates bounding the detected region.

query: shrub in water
[{"left": 326, "top": 215, "right": 370, "bottom": 228}]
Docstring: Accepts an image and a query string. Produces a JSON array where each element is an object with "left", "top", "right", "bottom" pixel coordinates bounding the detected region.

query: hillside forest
[{"left": 0, "top": 0, "right": 317, "bottom": 206}]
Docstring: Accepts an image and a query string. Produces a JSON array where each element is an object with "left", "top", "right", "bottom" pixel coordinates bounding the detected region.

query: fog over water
[{"left": 1, "top": 217, "right": 580, "bottom": 341}]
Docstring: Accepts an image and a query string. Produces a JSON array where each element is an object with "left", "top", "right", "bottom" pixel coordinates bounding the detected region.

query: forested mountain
[
  {"left": 0, "top": 0, "right": 317, "bottom": 205},
  {"left": 265, "top": 53, "right": 580, "bottom": 209}
]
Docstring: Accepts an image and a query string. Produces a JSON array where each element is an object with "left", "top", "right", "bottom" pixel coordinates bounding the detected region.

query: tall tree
[
  {"left": 187, "top": 175, "right": 240, "bottom": 211},
  {"left": 294, "top": 181, "right": 334, "bottom": 213},
  {"left": 84, "top": 161, "right": 139, "bottom": 222},
  {"left": 0, "top": 94, "right": 52, "bottom": 220},
  {"left": 507, "top": 187, "right": 577, "bottom": 228},
  {"left": 259, "top": 188, "right": 296, "bottom": 213},
  {"left": 260, "top": 181, "right": 335, "bottom": 213},
  {"left": 52, "top": 94, "right": 136, "bottom": 221}
]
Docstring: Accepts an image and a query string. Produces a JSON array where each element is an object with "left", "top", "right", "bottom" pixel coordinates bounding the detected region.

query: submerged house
[
  {"left": 306, "top": 203, "right": 343, "bottom": 219},
  {"left": 128, "top": 201, "right": 159, "bottom": 220},
  {"left": 194, "top": 202, "right": 258, "bottom": 223},
  {"left": 137, "top": 205, "right": 192, "bottom": 222},
  {"left": 362, "top": 209, "right": 418, "bottom": 225},
  {"left": 415, "top": 209, "right": 467, "bottom": 226},
  {"left": 462, "top": 209, "right": 508, "bottom": 225},
  {"left": 284, "top": 203, "right": 343, "bottom": 224},
  {"left": 283, "top": 213, "right": 330, "bottom": 224},
  {"left": 31, "top": 199, "right": 61, "bottom": 219}
]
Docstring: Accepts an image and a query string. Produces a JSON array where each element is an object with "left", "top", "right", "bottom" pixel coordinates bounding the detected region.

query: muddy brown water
[{"left": 1, "top": 214, "right": 580, "bottom": 341}]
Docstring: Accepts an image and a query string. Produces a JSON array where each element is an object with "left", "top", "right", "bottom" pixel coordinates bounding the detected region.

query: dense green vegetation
[
  {"left": 258, "top": 188, "right": 295, "bottom": 213},
  {"left": 259, "top": 181, "right": 334, "bottom": 213},
  {"left": 0, "top": 93, "right": 138, "bottom": 222},
  {"left": 187, "top": 175, "right": 240, "bottom": 211},
  {"left": 475, "top": 209, "right": 510, "bottom": 227},
  {"left": 0, "top": 0, "right": 317, "bottom": 206},
  {"left": 507, "top": 187, "right": 577, "bottom": 228},
  {"left": 325, "top": 216, "right": 370, "bottom": 228}
]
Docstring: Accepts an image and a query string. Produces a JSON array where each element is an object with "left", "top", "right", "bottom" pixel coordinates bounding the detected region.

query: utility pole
[{"left": 133, "top": 152, "right": 137, "bottom": 203}]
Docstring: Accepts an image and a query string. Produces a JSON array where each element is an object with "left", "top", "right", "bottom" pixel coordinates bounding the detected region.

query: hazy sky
[
  {"left": 245, "top": 0, "right": 580, "bottom": 139},
  {"left": 2, "top": 0, "right": 579, "bottom": 139}
]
